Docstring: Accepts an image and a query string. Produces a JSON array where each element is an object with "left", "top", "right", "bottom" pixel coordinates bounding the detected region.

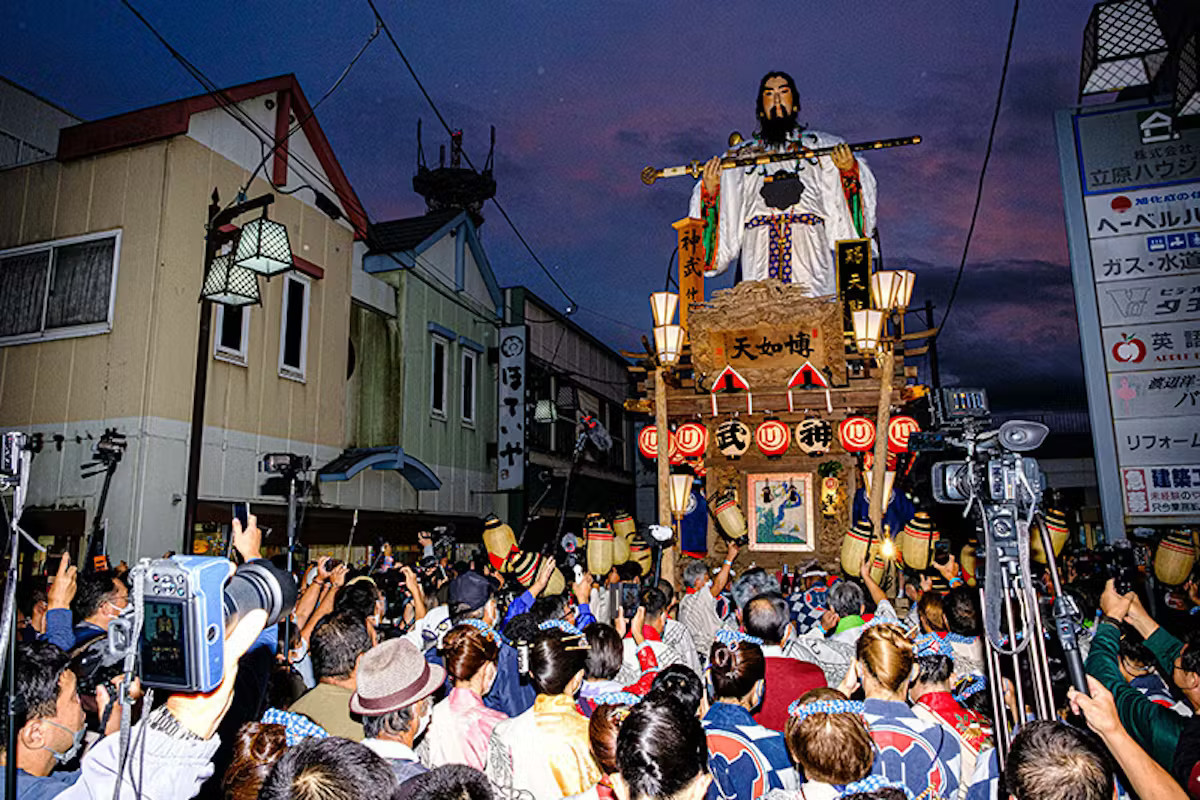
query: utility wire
[
  {"left": 935, "top": 0, "right": 1020, "bottom": 341},
  {"left": 364, "top": 0, "right": 578, "bottom": 314},
  {"left": 239, "top": 23, "right": 381, "bottom": 200}
]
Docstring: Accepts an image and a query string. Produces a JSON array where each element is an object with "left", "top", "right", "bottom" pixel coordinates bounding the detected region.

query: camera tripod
[{"left": 978, "top": 502, "right": 1086, "bottom": 766}]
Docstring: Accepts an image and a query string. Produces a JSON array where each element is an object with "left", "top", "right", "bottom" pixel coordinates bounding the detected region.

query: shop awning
[{"left": 317, "top": 446, "right": 442, "bottom": 491}]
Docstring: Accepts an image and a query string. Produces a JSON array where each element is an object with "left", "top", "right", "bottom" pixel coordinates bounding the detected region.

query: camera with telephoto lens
[{"left": 107, "top": 555, "right": 296, "bottom": 693}]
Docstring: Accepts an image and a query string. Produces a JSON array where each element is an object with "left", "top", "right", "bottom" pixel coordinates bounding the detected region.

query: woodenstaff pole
[
  {"left": 655, "top": 366, "right": 674, "bottom": 587},
  {"left": 868, "top": 346, "right": 894, "bottom": 544}
]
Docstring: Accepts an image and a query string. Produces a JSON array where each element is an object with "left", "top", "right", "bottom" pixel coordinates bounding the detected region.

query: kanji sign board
[
  {"left": 1058, "top": 101, "right": 1200, "bottom": 529},
  {"left": 497, "top": 326, "right": 527, "bottom": 492}
]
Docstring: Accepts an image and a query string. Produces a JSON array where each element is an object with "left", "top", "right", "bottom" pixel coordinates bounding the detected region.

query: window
[
  {"left": 214, "top": 305, "right": 250, "bottom": 365},
  {"left": 430, "top": 335, "right": 449, "bottom": 418},
  {"left": 278, "top": 274, "right": 309, "bottom": 381},
  {"left": 0, "top": 231, "right": 120, "bottom": 345},
  {"left": 461, "top": 348, "right": 477, "bottom": 427}
]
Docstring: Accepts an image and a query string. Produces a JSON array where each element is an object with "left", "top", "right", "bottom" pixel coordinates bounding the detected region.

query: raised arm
[{"left": 711, "top": 542, "right": 740, "bottom": 598}]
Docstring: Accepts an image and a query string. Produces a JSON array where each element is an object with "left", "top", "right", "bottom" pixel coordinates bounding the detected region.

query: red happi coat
[{"left": 916, "top": 691, "right": 992, "bottom": 755}]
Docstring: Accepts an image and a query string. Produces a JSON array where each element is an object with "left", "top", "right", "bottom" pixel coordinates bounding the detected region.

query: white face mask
[
  {"left": 415, "top": 701, "right": 432, "bottom": 740},
  {"left": 42, "top": 719, "right": 85, "bottom": 764}
]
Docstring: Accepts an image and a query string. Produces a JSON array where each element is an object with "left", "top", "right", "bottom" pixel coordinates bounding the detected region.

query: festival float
[{"left": 623, "top": 71, "right": 934, "bottom": 584}]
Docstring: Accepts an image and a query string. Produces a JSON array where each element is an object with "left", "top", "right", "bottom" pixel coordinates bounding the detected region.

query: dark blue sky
[{"left": 1, "top": 1, "right": 1102, "bottom": 410}]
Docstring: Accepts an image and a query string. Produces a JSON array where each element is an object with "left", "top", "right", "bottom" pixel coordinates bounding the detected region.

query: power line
[
  {"left": 364, "top": 0, "right": 578, "bottom": 315},
  {"left": 934, "top": 0, "right": 1020, "bottom": 341},
  {"left": 239, "top": 22, "right": 382, "bottom": 200}
]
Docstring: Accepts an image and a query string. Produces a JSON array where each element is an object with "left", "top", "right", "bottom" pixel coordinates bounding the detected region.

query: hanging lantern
[
  {"left": 898, "top": 512, "right": 937, "bottom": 571},
  {"left": 820, "top": 475, "right": 841, "bottom": 517},
  {"left": 841, "top": 519, "right": 874, "bottom": 577},
  {"left": 1031, "top": 508, "right": 1070, "bottom": 565},
  {"left": 708, "top": 487, "right": 748, "bottom": 545},
  {"left": 887, "top": 416, "right": 921, "bottom": 454},
  {"left": 585, "top": 513, "right": 615, "bottom": 576},
  {"left": 1154, "top": 529, "right": 1197, "bottom": 586},
  {"left": 710, "top": 365, "right": 752, "bottom": 415},
  {"left": 233, "top": 211, "right": 295, "bottom": 276},
  {"left": 786, "top": 361, "right": 832, "bottom": 413},
  {"left": 638, "top": 426, "right": 677, "bottom": 461},
  {"left": 716, "top": 418, "right": 751, "bottom": 459},
  {"left": 755, "top": 418, "right": 790, "bottom": 458},
  {"left": 201, "top": 253, "right": 261, "bottom": 306},
  {"left": 482, "top": 514, "right": 518, "bottom": 571},
  {"left": 674, "top": 422, "right": 709, "bottom": 459},
  {"left": 795, "top": 418, "right": 834, "bottom": 456},
  {"left": 667, "top": 434, "right": 683, "bottom": 465},
  {"left": 839, "top": 416, "right": 876, "bottom": 452},
  {"left": 863, "top": 469, "right": 896, "bottom": 506}
]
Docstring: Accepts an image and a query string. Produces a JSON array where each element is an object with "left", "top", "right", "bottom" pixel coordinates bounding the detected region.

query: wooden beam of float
[{"left": 673, "top": 217, "right": 706, "bottom": 331}]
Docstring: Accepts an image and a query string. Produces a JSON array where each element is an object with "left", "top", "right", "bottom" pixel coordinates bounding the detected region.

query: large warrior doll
[{"left": 689, "top": 71, "right": 878, "bottom": 296}]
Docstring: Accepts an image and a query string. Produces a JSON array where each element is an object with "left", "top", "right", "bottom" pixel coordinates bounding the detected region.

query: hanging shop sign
[{"left": 497, "top": 325, "right": 527, "bottom": 492}]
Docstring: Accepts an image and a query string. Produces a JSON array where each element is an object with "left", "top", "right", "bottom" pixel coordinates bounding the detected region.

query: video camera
[{"left": 107, "top": 555, "right": 296, "bottom": 693}]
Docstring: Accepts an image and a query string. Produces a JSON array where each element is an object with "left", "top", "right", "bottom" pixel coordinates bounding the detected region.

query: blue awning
[{"left": 317, "top": 446, "right": 442, "bottom": 491}]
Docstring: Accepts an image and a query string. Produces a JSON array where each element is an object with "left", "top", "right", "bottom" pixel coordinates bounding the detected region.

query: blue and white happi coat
[
  {"left": 862, "top": 698, "right": 960, "bottom": 800},
  {"left": 703, "top": 702, "right": 799, "bottom": 800}
]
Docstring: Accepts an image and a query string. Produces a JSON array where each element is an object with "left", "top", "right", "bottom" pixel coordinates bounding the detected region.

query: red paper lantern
[
  {"left": 839, "top": 416, "right": 876, "bottom": 452},
  {"left": 668, "top": 434, "right": 683, "bottom": 464},
  {"left": 638, "top": 426, "right": 657, "bottom": 459},
  {"left": 755, "top": 419, "right": 790, "bottom": 458},
  {"left": 887, "top": 416, "right": 920, "bottom": 453},
  {"left": 675, "top": 422, "right": 709, "bottom": 458}
]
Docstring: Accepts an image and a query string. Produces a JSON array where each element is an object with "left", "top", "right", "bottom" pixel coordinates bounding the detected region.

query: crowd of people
[{"left": 3, "top": 514, "right": 1199, "bottom": 800}]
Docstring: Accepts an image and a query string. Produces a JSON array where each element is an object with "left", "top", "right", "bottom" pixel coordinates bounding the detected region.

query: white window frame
[
  {"left": 214, "top": 304, "right": 251, "bottom": 366},
  {"left": 461, "top": 347, "right": 477, "bottom": 428},
  {"left": 430, "top": 334, "right": 449, "bottom": 420},
  {"left": 278, "top": 273, "right": 310, "bottom": 382},
  {"left": 0, "top": 229, "right": 122, "bottom": 346}
]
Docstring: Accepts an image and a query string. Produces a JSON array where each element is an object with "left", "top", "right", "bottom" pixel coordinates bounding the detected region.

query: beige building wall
[{"left": 0, "top": 134, "right": 356, "bottom": 560}]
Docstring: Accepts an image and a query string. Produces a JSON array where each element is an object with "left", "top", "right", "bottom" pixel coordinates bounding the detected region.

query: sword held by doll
[{"left": 640, "top": 134, "right": 922, "bottom": 186}]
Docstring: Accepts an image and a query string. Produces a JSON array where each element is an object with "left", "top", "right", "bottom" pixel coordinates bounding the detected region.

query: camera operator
[
  {"left": 18, "top": 555, "right": 77, "bottom": 653},
  {"left": 68, "top": 571, "right": 130, "bottom": 650},
  {"left": 1087, "top": 578, "right": 1200, "bottom": 791},
  {"left": 7, "top": 605, "right": 270, "bottom": 800}
]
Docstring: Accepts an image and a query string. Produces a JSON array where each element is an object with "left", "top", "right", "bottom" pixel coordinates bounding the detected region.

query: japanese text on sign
[
  {"left": 497, "top": 326, "right": 527, "bottom": 491},
  {"left": 1123, "top": 464, "right": 1200, "bottom": 515}
]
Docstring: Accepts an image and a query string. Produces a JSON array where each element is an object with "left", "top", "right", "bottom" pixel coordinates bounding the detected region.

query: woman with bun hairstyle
[
  {"left": 839, "top": 623, "right": 959, "bottom": 800},
  {"left": 763, "top": 687, "right": 877, "bottom": 800},
  {"left": 701, "top": 631, "right": 798, "bottom": 800},
  {"left": 427, "top": 622, "right": 508, "bottom": 770},
  {"left": 614, "top": 697, "right": 711, "bottom": 800},
  {"left": 486, "top": 624, "right": 603, "bottom": 798}
]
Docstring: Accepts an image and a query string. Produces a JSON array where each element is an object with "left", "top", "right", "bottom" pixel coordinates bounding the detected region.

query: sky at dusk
[{"left": 1, "top": 1, "right": 1104, "bottom": 412}]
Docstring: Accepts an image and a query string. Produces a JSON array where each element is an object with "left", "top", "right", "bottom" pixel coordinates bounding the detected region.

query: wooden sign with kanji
[{"left": 675, "top": 217, "right": 706, "bottom": 329}]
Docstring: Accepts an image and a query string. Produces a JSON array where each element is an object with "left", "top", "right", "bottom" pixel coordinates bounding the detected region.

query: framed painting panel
[{"left": 746, "top": 472, "right": 815, "bottom": 552}]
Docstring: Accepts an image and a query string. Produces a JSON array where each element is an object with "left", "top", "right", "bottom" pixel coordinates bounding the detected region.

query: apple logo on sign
[{"left": 1112, "top": 333, "right": 1147, "bottom": 363}]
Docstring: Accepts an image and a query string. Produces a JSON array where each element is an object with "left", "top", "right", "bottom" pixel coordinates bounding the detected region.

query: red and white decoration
[
  {"left": 887, "top": 415, "right": 921, "bottom": 453},
  {"left": 674, "top": 422, "right": 709, "bottom": 459},
  {"left": 755, "top": 419, "right": 790, "bottom": 458},
  {"left": 640, "top": 426, "right": 683, "bottom": 462},
  {"left": 838, "top": 416, "right": 876, "bottom": 452},
  {"left": 786, "top": 361, "right": 833, "bottom": 413},
  {"left": 710, "top": 365, "right": 752, "bottom": 415}
]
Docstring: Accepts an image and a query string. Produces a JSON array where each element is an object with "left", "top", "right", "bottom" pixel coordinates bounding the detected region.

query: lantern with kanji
[
  {"left": 755, "top": 418, "right": 790, "bottom": 458},
  {"left": 675, "top": 421, "right": 708, "bottom": 459},
  {"left": 585, "top": 513, "right": 614, "bottom": 575},
  {"left": 716, "top": 418, "right": 751, "bottom": 459},
  {"left": 838, "top": 416, "right": 876, "bottom": 453},
  {"left": 795, "top": 418, "right": 834, "bottom": 456},
  {"left": 887, "top": 415, "right": 920, "bottom": 453},
  {"left": 611, "top": 511, "right": 635, "bottom": 565}
]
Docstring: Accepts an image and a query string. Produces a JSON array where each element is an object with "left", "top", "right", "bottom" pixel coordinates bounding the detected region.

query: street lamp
[
  {"left": 234, "top": 209, "right": 295, "bottom": 276},
  {"left": 650, "top": 291, "right": 679, "bottom": 328},
  {"left": 200, "top": 253, "right": 261, "bottom": 306},
  {"left": 654, "top": 324, "right": 685, "bottom": 366},
  {"left": 185, "top": 190, "right": 294, "bottom": 552},
  {"left": 1079, "top": 0, "right": 1169, "bottom": 97},
  {"left": 857, "top": 270, "right": 917, "bottom": 542}
]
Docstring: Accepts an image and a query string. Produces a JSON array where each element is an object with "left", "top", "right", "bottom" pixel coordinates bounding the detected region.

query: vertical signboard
[
  {"left": 836, "top": 238, "right": 873, "bottom": 335},
  {"left": 497, "top": 325, "right": 527, "bottom": 492},
  {"left": 1056, "top": 101, "right": 1200, "bottom": 532}
]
